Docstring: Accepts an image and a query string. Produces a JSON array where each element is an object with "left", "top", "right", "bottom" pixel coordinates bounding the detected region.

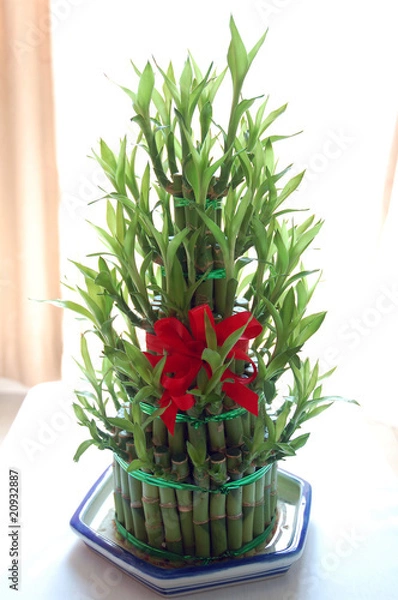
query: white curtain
[{"left": 0, "top": 0, "right": 62, "bottom": 386}]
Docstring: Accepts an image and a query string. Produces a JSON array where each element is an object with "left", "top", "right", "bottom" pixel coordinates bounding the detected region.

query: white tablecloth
[{"left": 0, "top": 381, "right": 397, "bottom": 599}]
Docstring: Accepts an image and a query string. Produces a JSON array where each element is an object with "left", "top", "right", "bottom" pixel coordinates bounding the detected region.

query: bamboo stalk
[
  {"left": 155, "top": 446, "right": 184, "bottom": 555},
  {"left": 187, "top": 408, "right": 207, "bottom": 452},
  {"left": 226, "top": 447, "right": 243, "bottom": 551},
  {"left": 253, "top": 470, "right": 266, "bottom": 539},
  {"left": 168, "top": 421, "right": 186, "bottom": 457},
  {"left": 225, "top": 409, "right": 244, "bottom": 448},
  {"left": 209, "top": 453, "right": 228, "bottom": 556},
  {"left": 173, "top": 196, "right": 187, "bottom": 231},
  {"left": 270, "top": 461, "right": 278, "bottom": 517},
  {"left": 263, "top": 463, "right": 272, "bottom": 526},
  {"left": 113, "top": 458, "right": 125, "bottom": 525},
  {"left": 120, "top": 466, "right": 134, "bottom": 533},
  {"left": 152, "top": 417, "right": 167, "bottom": 447},
  {"left": 206, "top": 404, "right": 226, "bottom": 453},
  {"left": 213, "top": 243, "right": 227, "bottom": 316},
  {"left": 193, "top": 464, "right": 211, "bottom": 557},
  {"left": 194, "top": 238, "right": 214, "bottom": 307},
  {"left": 125, "top": 442, "right": 147, "bottom": 541},
  {"left": 142, "top": 473, "right": 164, "bottom": 549},
  {"left": 241, "top": 411, "right": 251, "bottom": 439},
  {"left": 172, "top": 453, "right": 195, "bottom": 554},
  {"left": 127, "top": 473, "right": 147, "bottom": 543},
  {"left": 242, "top": 464, "right": 256, "bottom": 545},
  {"left": 115, "top": 430, "right": 134, "bottom": 532}
]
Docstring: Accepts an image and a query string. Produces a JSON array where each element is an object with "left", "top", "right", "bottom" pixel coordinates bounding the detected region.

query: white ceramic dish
[{"left": 70, "top": 466, "right": 311, "bottom": 596}]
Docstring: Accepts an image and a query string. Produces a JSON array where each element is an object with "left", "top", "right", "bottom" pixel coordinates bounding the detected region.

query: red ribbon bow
[{"left": 144, "top": 304, "right": 262, "bottom": 434}]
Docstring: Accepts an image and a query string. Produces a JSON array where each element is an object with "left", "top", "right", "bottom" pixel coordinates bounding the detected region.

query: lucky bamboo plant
[{"left": 58, "top": 18, "right": 351, "bottom": 562}]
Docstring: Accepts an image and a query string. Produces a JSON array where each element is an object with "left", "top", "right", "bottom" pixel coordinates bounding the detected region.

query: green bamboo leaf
[
  {"left": 73, "top": 439, "right": 96, "bottom": 462},
  {"left": 276, "top": 171, "right": 305, "bottom": 208},
  {"left": 200, "top": 100, "right": 212, "bottom": 141},
  {"left": 115, "top": 136, "right": 127, "bottom": 195},
  {"left": 301, "top": 403, "right": 334, "bottom": 421},
  {"left": 219, "top": 321, "right": 250, "bottom": 362},
  {"left": 76, "top": 287, "right": 104, "bottom": 324},
  {"left": 280, "top": 287, "right": 296, "bottom": 328},
  {"left": 154, "top": 59, "right": 181, "bottom": 106},
  {"left": 80, "top": 334, "right": 96, "bottom": 378},
  {"left": 275, "top": 403, "right": 291, "bottom": 440},
  {"left": 179, "top": 57, "right": 193, "bottom": 104},
  {"left": 294, "top": 312, "right": 326, "bottom": 346},
  {"left": 106, "top": 200, "right": 116, "bottom": 235},
  {"left": 201, "top": 348, "right": 222, "bottom": 371},
  {"left": 136, "top": 61, "right": 155, "bottom": 116},
  {"left": 107, "top": 417, "right": 136, "bottom": 434},
  {"left": 70, "top": 260, "right": 99, "bottom": 281},
  {"left": 100, "top": 139, "right": 117, "bottom": 171},
  {"left": 152, "top": 86, "right": 169, "bottom": 124},
  {"left": 46, "top": 299, "right": 94, "bottom": 322},
  {"left": 259, "top": 103, "right": 288, "bottom": 136},
  {"left": 165, "top": 227, "right": 190, "bottom": 270},
  {"left": 263, "top": 409, "right": 276, "bottom": 443},
  {"left": 126, "top": 459, "right": 147, "bottom": 472},
  {"left": 132, "top": 423, "right": 147, "bottom": 459},
  {"left": 288, "top": 433, "right": 311, "bottom": 451},
  {"left": 229, "top": 96, "right": 261, "bottom": 140},
  {"left": 73, "top": 403, "right": 88, "bottom": 424},
  {"left": 195, "top": 207, "right": 229, "bottom": 260},
  {"left": 228, "top": 16, "right": 249, "bottom": 98},
  {"left": 247, "top": 28, "right": 268, "bottom": 68},
  {"left": 187, "top": 62, "right": 213, "bottom": 120}
]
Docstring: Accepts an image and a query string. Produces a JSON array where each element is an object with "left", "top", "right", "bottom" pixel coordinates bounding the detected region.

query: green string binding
[
  {"left": 114, "top": 512, "right": 277, "bottom": 564},
  {"left": 140, "top": 402, "right": 246, "bottom": 428},
  {"left": 114, "top": 453, "right": 272, "bottom": 494},
  {"left": 174, "top": 197, "right": 223, "bottom": 210}
]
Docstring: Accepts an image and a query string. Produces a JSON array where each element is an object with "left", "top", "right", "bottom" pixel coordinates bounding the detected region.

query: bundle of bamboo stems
[{"left": 111, "top": 403, "right": 279, "bottom": 562}]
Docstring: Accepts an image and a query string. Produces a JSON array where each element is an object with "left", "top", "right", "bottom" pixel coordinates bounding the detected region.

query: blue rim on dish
[{"left": 70, "top": 466, "right": 312, "bottom": 596}]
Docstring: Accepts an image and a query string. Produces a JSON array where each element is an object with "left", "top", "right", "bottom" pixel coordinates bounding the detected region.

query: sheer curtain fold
[{"left": 0, "top": 0, "right": 61, "bottom": 386}]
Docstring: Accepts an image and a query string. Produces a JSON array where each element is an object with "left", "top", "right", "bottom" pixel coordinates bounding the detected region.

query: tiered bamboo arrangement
[{"left": 58, "top": 18, "right": 354, "bottom": 564}]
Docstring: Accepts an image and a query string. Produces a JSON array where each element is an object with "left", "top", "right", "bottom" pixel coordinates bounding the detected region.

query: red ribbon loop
[{"left": 144, "top": 305, "right": 262, "bottom": 434}]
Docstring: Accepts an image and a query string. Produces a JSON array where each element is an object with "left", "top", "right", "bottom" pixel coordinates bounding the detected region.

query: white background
[{"left": 50, "top": 0, "right": 398, "bottom": 424}]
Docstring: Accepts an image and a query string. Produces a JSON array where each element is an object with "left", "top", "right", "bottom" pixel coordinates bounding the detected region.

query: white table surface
[{"left": 0, "top": 381, "right": 397, "bottom": 600}]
